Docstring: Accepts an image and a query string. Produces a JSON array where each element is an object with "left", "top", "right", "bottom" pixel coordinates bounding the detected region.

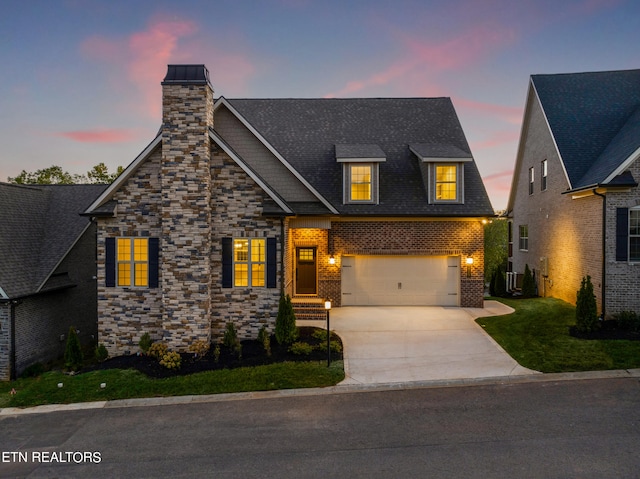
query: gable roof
[
  {"left": 0, "top": 183, "right": 107, "bottom": 299},
  {"left": 225, "top": 98, "right": 493, "bottom": 216},
  {"left": 532, "top": 69, "right": 640, "bottom": 190}
]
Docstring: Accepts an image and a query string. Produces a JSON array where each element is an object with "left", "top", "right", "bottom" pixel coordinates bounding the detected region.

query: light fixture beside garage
[
  {"left": 466, "top": 256, "right": 474, "bottom": 277},
  {"left": 328, "top": 254, "right": 336, "bottom": 265}
]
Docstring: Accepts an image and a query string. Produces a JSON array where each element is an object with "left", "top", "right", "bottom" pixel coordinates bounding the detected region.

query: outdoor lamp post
[{"left": 324, "top": 299, "right": 332, "bottom": 367}]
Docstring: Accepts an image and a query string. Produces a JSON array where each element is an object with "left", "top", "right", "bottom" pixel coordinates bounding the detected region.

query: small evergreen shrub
[
  {"left": 159, "top": 351, "right": 182, "bottom": 370},
  {"left": 289, "top": 341, "right": 313, "bottom": 356},
  {"left": 258, "top": 325, "right": 271, "bottom": 357},
  {"left": 64, "top": 327, "right": 84, "bottom": 371},
  {"left": 95, "top": 343, "right": 109, "bottom": 362},
  {"left": 139, "top": 333, "right": 152, "bottom": 354},
  {"left": 489, "top": 269, "right": 497, "bottom": 297},
  {"left": 223, "top": 322, "right": 238, "bottom": 349},
  {"left": 615, "top": 311, "right": 640, "bottom": 332},
  {"left": 21, "top": 362, "right": 45, "bottom": 378},
  {"left": 275, "top": 294, "right": 298, "bottom": 345},
  {"left": 148, "top": 342, "right": 168, "bottom": 360},
  {"left": 493, "top": 266, "right": 507, "bottom": 297},
  {"left": 188, "top": 339, "right": 210, "bottom": 359},
  {"left": 213, "top": 343, "right": 221, "bottom": 363},
  {"left": 576, "top": 275, "right": 599, "bottom": 333},
  {"left": 521, "top": 264, "right": 536, "bottom": 298}
]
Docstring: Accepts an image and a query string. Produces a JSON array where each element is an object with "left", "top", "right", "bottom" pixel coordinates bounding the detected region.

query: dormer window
[
  {"left": 410, "top": 143, "right": 471, "bottom": 204},
  {"left": 336, "top": 144, "right": 385, "bottom": 204}
]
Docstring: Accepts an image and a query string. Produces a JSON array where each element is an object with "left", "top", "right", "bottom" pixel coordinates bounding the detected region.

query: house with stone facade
[
  {"left": 507, "top": 69, "right": 640, "bottom": 318},
  {"left": 0, "top": 183, "right": 106, "bottom": 380},
  {"left": 84, "top": 64, "right": 493, "bottom": 356}
]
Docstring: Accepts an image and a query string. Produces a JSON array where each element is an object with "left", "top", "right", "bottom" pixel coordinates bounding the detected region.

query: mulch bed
[
  {"left": 83, "top": 327, "right": 342, "bottom": 379},
  {"left": 569, "top": 320, "right": 640, "bottom": 341}
]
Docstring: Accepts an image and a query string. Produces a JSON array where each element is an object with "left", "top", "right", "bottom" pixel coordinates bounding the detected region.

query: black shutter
[
  {"left": 105, "top": 238, "right": 116, "bottom": 287},
  {"left": 266, "top": 237, "right": 277, "bottom": 288},
  {"left": 222, "top": 238, "right": 233, "bottom": 288},
  {"left": 616, "top": 208, "right": 629, "bottom": 261},
  {"left": 148, "top": 238, "right": 159, "bottom": 288}
]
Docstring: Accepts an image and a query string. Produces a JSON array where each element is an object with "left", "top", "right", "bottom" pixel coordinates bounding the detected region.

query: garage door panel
[{"left": 341, "top": 255, "right": 459, "bottom": 306}]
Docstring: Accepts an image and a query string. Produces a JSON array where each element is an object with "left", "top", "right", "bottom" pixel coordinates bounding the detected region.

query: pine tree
[
  {"left": 275, "top": 294, "right": 298, "bottom": 345},
  {"left": 576, "top": 275, "right": 599, "bottom": 333},
  {"left": 64, "top": 327, "right": 84, "bottom": 371},
  {"left": 522, "top": 264, "right": 536, "bottom": 298}
]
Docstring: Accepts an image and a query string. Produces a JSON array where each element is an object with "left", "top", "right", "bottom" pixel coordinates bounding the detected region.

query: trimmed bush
[
  {"left": 493, "top": 266, "right": 506, "bottom": 297},
  {"left": 223, "top": 322, "right": 238, "bottom": 348},
  {"left": 289, "top": 341, "right": 313, "bottom": 356},
  {"left": 139, "top": 333, "right": 152, "bottom": 354},
  {"left": 521, "top": 264, "right": 536, "bottom": 298},
  {"left": 275, "top": 294, "right": 298, "bottom": 345},
  {"left": 148, "top": 342, "right": 168, "bottom": 360},
  {"left": 95, "top": 343, "right": 109, "bottom": 362},
  {"left": 615, "top": 311, "right": 640, "bottom": 332},
  {"left": 576, "top": 275, "right": 599, "bottom": 333},
  {"left": 159, "top": 351, "right": 182, "bottom": 370},
  {"left": 258, "top": 325, "right": 271, "bottom": 357},
  {"left": 64, "top": 327, "right": 84, "bottom": 372},
  {"left": 188, "top": 340, "right": 210, "bottom": 360}
]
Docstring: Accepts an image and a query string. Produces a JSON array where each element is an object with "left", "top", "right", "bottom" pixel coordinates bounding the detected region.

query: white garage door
[{"left": 341, "top": 255, "right": 459, "bottom": 306}]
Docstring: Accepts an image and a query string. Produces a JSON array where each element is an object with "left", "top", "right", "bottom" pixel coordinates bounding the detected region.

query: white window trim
[
  {"left": 529, "top": 167, "right": 535, "bottom": 195},
  {"left": 541, "top": 160, "right": 548, "bottom": 191},
  {"left": 630, "top": 207, "right": 640, "bottom": 263},
  {"left": 519, "top": 225, "right": 529, "bottom": 252},
  {"left": 343, "top": 163, "right": 378, "bottom": 204}
]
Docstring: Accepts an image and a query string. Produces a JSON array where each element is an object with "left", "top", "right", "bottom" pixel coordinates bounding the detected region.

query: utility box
[{"left": 539, "top": 256, "right": 549, "bottom": 277}]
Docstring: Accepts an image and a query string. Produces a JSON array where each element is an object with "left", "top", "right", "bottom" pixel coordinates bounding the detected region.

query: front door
[{"left": 296, "top": 247, "right": 317, "bottom": 295}]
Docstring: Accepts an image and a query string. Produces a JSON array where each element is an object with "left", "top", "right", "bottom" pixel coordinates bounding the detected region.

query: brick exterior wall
[
  {"left": 0, "top": 304, "right": 9, "bottom": 381},
  {"left": 13, "top": 226, "right": 98, "bottom": 376},
  {"left": 604, "top": 157, "right": 640, "bottom": 317}
]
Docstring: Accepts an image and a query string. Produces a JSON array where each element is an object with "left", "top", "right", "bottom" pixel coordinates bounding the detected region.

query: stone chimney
[{"left": 160, "top": 64, "right": 214, "bottom": 349}]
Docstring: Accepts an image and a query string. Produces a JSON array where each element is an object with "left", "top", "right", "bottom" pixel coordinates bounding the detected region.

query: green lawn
[
  {"left": 0, "top": 361, "right": 344, "bottom": 409},
  {"left": 478, "top": 297, "right": 640, "bottom": 373}
]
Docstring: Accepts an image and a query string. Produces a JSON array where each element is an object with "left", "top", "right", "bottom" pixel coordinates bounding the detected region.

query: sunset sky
[{"left": 1, "top": 0, "right": 639, "bottom": 210}]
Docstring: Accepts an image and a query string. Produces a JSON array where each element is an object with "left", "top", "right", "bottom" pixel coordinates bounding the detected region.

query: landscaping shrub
[
  {"left": 275, "top": 294, "right": 298, "bottom": 345},
  {"left": 213, "top": 343, "right": 221, "bottom": 363},
  {"left": 489, "top": 269, "right": 497, "bottom": 296},
  {"left": 20, "top": 362, "right": 45, "bottom": 378},
  {"left": 615, "top": 311, "right": 640, "bottom": 332},
  {"left": 139, "top": 333, "right": 152, "bottom": 354},
  {"left": 258, "top": 325, "right": 271, "bottom": 357},
  {"left": 188, "top": 339, "right": 210, "bottom": 360},
  {"left": 95, "top": 343, "right": 109, "bottom": 362},
  {"left": 576, "top": 275, "right": 599, "bottom": 333},
  {"left": 223, "top": 322, "right": 238, "bottom": 348},
  {"left": 521, "top": 264, "right": 536, "bottom": 298},
  {"left": 493, "top": 266, "right": 506, "bottom": 297},
  {"left": 159, "top": 351, "right": 182, "bottom": 370},
  {"left": 64, "top": 327, "right": 84, "bottom": 372},
  {"left": 289, "top": 341, "right": 313, "bottom": 356},
  {"left": 148, "top": 342, "right": 168, "bottom": 360}
]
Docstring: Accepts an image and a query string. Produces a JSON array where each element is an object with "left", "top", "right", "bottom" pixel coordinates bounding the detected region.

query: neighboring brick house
[
  {"left": 84, "top": 64, "right": 494, "bottom": 356},
  {"left": 0, "top": 183, "right": 107, "bottom": 380},
  {"left": 507, "top": 69, "right": 640, "bottom": 318}
]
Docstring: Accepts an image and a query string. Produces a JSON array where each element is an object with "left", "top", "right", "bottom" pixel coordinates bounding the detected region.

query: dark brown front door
[{"left": 296, "top": 247, "right": 317, "bottom": 295}]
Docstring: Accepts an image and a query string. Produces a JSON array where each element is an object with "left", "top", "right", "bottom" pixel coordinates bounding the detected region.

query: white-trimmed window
[
  {"left": 529, "top": 167, "right": 535, "bottom": 195},
  {"left": 117, "top": 238, "right": 149, "bottom": 287},
  {"left": 519, "top": 225, "right": 529, "bottom": 251},
  {"left": 541, "top": 160, "right": 548, "bottom": 191},
  {"left": 435, "top": 164, "right": 458, "bottom": 201},
  {"left": 233, "top": 238, "right": 266, "bottom": 287}
]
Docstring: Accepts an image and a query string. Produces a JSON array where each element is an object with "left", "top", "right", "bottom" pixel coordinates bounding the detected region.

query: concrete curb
[{"left": 2, "top": 368, "right": 639, "bottom": 416}]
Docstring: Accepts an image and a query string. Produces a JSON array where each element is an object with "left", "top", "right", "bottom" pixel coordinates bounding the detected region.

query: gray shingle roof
[
  {"left": 0, "top": 183, "right": 106, "bottom": 298},
  {"left": 226, "top": 98, "right": 493, "bottom": 216},
  {"left": 532, "top": 69, "right": 640, "bottom": 189}
]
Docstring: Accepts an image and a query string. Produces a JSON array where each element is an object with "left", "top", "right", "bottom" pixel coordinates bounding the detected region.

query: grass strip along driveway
[{"left": 478, "top": 297, "right": 640, "bottom": 373}]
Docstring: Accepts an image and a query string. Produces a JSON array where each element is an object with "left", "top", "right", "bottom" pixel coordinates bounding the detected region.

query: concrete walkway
[{"left": 300, "top": 300, "right": 538, "bottom": 385}]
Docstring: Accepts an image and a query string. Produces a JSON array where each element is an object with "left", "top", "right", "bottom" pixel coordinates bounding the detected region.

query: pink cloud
[
  {"left": 325, "top": 23, "right": 515, "bottom": 98},
  {"left": 482, "top": 169, "right": 514, "bottom": 183},
  {"left": 471, "top": 130, "right": 521, "bottom": 150},
  {"left": 55, "top": 129, "right": 140, "bottom": 143},
  {"left": 454, "top": 97, "right": 523, "bottom": 124}
]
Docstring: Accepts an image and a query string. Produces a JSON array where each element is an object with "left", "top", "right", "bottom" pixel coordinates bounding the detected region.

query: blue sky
[{"left": 1, "top": 0, "right": 639, "bottom": 209}]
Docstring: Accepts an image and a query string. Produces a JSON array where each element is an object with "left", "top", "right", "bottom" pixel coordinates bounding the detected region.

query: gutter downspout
[
  {"left": 593, "top": 189, "right": 606, "bottom": 319},
  {"left": 10, "top": 301, "right": 17, "bottom": 380}
]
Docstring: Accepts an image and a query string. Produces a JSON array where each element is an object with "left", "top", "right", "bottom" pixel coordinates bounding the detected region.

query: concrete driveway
[{"left": 300, "top": 301, "right": 537, "bottom": 385}]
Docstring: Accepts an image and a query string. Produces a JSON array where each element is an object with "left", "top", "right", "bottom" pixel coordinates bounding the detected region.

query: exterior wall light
[
  {"left": 328, "top": 255, "right": 336, "bottom": 265},
  {"left": 466, "top": 257, "right": 474, "bottom": 277}
]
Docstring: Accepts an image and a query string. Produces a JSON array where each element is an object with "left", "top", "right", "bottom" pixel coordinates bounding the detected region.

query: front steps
[{"left": 291, "top": 297, "right": 327, "bottom": 321}]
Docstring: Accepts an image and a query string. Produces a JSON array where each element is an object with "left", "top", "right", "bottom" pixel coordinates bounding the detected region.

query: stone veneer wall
[
  {"left": 160, "top": 82, "right": 214, "bottom": 348},
  {"left": 0, "top": 303, "right": 9, "bottom": 381},
  {"left": 329, "top": 219, "right": 485, "bottom": 308},
  {"left": 97, "top": 149, "right": 163, "bottom": 355},
  {"left": 209, "top": 147, "right": 283, "bottom": 340}
]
